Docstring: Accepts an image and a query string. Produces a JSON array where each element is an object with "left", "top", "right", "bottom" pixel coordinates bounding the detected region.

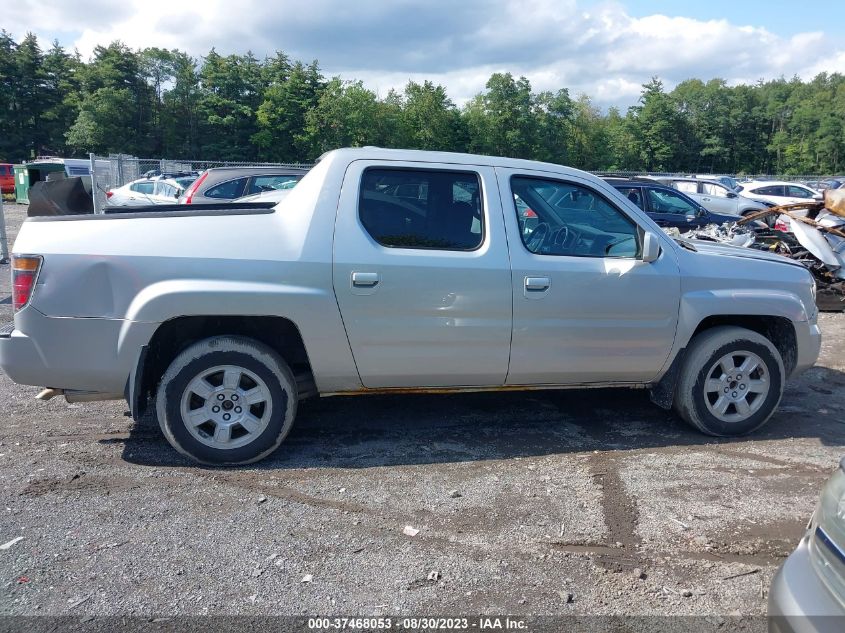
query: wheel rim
[
  {"left": 179, "top": 365, "right": 273, "bottom": 450},
  {"left": 703, "top": 351, "right": 770, "bottom": 424}
]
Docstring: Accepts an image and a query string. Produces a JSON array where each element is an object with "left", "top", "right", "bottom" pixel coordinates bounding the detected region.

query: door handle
[
  {"left": 524, "top": 276, "right": 551, "bottom": 291},
  {"left": 351, "top": 272, "right": 380, "bottom": 287}
]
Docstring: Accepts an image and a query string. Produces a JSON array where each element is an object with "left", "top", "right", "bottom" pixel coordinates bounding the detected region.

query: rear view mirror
[{"left": 642, "top": 231, "right": 661, "bottom": 263}]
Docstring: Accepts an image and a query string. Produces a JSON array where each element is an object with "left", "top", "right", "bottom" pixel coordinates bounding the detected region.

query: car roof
[
  {"left": 203, "top": 166, "right": 309, "bottom": 175},
  {"left": 601, "top": 176, "right": 665, "bottom": 188},
  {"left": 743, "top": 180, "right": 810, "bottom": 187}
]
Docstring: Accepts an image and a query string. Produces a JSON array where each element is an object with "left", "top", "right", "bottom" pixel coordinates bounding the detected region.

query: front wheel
[
  {"left": 673, "top": 326, "right": 784, "bottom": 436},
  {"left": 156, "top": 336, "right": 297, "bottom": 465}
]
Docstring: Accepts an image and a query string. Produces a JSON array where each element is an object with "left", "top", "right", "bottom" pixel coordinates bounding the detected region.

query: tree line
[{"left": 1, "top": 32, "right": 844, "bottom": 175}]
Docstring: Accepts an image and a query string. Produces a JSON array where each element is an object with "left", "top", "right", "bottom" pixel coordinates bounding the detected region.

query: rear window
[{"left": 359, "top": 168, "right": 483, "bottom": 250}]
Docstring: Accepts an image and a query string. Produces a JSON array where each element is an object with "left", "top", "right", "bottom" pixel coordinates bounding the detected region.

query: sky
[{"left": 4, "top": 0, "right": 845, "bottom": 109}]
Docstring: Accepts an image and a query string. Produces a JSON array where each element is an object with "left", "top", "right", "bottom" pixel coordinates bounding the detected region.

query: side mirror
[
  {"left": 642, "top": 231, "right": 661, "bottom": 263},
  {"left": 727, "top": 191, "right": 737, "bottom": 198}
]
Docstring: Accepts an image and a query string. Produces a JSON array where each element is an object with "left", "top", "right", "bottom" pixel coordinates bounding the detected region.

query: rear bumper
[
  {"left": 769, "top": 538, "right": 845, "bottom": 632},
  {"left": 0, "top": 307, "right": 157, "bottom": 394}
]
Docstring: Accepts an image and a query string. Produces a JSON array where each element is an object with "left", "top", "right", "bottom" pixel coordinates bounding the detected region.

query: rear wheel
[
  {"left": 674, "top": 326, "right": 784, "bottom": 436},
  {"left": 156, "top": 336, "right": 297, "bottom": 465}
]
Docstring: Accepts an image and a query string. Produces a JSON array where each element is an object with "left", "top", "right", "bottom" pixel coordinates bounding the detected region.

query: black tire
[
  {"left": 155, "top": 336, "right": 297, "bottom": 465},
  {"left": 673, "top": 326, "right": 784, "bottom": 436}
]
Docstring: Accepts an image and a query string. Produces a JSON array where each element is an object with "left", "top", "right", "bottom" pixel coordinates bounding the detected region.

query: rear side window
[
  {"left": 755, "top": 186, "right": 784, "bottom": 196},
  {"left": 205, "top": 177, "right": 248, "bottom": 199},
  {"left": 359, "top": 168, "right": 483, "bottom": 250},
  {"left": 616, "top": 187, "right": 644, "bottom": 210},
  {"left": 787, "top": 185, "right": 813, "bottom": 199},
  {"left": 674, "top": 181, "right": 698, "bottom": 194},
  {"left": 246, "top": 174, "right": 302, "bottom": 195}
]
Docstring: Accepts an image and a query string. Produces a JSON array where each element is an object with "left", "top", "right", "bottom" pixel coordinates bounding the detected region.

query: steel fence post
[{"left": 90, "top": 153, "right": 101, "bottom": 214}]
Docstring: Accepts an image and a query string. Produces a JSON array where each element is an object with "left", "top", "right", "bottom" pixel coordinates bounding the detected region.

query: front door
[
  {"left": 645, "top": 186, "right": 708, "bottom": 229},
  {"left": 332, "top": 161, "right": 512, "bottom": 388},
  {"left": 500, "top": 169, "right": 681, "bottom": 385}
]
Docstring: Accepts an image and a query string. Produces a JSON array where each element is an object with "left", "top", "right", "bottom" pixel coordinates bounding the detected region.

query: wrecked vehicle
[
  {"left": 676, "top": 190, "right": 845, "bottom": 311},
  {"left": 0, "top": 148, "right": 821, "bottom": 465}
]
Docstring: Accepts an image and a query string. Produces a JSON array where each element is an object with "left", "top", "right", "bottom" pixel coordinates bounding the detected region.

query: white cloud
[{"left": 4, "top": 0, "right": 845, "bottom": 109}]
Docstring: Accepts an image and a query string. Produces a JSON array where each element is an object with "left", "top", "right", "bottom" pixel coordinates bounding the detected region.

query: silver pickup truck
[{"left": 0, "top": 148, "right": 821, "bottom": 465}]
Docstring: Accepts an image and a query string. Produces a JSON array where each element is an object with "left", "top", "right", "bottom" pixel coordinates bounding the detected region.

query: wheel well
[
  {"left": 651, "top": 313, "right": 797, "bottom": 411},
  {"left": 691, "top": 315, "right": 797, "bottom": 376},
  {"left": 134, "top": 315, "right": 314, "bottom": 420}
]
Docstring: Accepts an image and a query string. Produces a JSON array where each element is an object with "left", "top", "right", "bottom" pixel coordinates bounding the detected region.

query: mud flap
[{"left": 648, "top": 348, "right": 685, "bottom": 410}]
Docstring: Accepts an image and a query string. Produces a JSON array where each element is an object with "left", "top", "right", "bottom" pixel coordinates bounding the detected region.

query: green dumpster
[{"left": 13, "top": 165, "right": 29, "bottom": 204}]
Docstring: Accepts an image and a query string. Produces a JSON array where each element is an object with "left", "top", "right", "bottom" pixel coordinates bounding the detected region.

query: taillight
[
  {"left": 183, "top": 171, "right": 208, "bottom": 204},
  {"left": 12, "top": 255, "right": 42, "bottom": 312},
  {"left": 106, "top": 191, "right": 114, "bottom": 199}
]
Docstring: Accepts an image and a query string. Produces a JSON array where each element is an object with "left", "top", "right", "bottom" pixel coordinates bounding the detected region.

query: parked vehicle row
[
  {"left": 602, "top": 177, "right": 752, "bottom": 230},
  {"left": 105, "top": 167, "right": 308, "bottom": 207},
  {"left": 179, "top": 167, "right": 307, "bottom": 204}
]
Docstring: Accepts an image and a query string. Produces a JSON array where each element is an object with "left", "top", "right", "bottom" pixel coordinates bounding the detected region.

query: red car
[{"left": 0, "top": 164, "right": 14, "bottom": 195}]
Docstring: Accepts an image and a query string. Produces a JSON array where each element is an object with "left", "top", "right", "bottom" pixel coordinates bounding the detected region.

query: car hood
[{"left": 685, "top": 239, "right": 806, "bottom": 269}]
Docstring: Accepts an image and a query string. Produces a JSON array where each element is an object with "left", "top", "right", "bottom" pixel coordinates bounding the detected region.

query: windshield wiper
[{"left": 674, "top": 237, "right": 698, "bottom": 252}]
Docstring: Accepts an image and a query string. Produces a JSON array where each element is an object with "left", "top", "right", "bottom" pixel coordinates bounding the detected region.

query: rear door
[{"left": 332, "top": 160, "right": 512, "bottom": 388}]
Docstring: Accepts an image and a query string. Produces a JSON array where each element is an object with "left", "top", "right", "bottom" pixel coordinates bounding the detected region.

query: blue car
[{"left": 604, "top": 177, "right": 744, "bottom": 230}]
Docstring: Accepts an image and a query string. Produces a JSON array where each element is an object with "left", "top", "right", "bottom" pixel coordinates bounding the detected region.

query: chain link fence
[
  {"left": 89, "top": 154, "right": 313, "bottom": 212},
  {"left": 84, "top": 152, "right": 834, "bottom": 213}
]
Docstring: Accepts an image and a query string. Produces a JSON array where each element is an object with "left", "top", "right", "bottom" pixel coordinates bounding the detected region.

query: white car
[
  {"left": 736, "top": 181, "right": 823, "bottom": 207},
  {"left": 107, "top": 177, "right": 195, "bottom": 206}
]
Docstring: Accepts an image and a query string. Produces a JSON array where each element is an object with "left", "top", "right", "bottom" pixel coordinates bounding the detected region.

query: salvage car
[
  {"left": 737, "top": 181, "right": 823, "bottom": 206},
  {"left": 0, "top": 148, "right": 821, "bottom": 465},
  {"left": 769, "top": 456, "right": 845, "bottom": 631},
  {"left": 107, "top": 176, "right": 196, "bottom": 206},
  {"left": 604, "top": 177, "right": 749, "bottom": 229},
  {"left": 179, "top": 166, "right": 308, "bottom": 204}
]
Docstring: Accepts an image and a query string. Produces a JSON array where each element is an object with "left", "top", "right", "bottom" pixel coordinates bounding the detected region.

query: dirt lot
[{"left": 0, "top": 202, "right": 844, "bottom": 618}]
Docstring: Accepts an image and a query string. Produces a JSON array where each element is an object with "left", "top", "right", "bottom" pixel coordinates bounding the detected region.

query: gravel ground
[{"left": 0, "top": 202, "right": 844, "bottom": 619}]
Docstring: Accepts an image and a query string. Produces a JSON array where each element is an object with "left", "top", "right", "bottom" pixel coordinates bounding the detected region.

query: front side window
[
  {"left": 647, "top": 188, "right": 699, "bottom": 216},
  {"left": 359, "top": 168, "right": 483, "bottom": 250},
  {"left": 205, "top": 177, "right": 248, "bottom": 199},
  {"left": 702, "top": 183, "right": 728, "bottom": 197},
  {"left": 511, "top": 177, "right": 638, "bottom": 258}
]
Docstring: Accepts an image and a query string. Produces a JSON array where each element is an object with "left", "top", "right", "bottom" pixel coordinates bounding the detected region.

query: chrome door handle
[
  {"left": 351, "top": 272, "right": 380, "bottom": 287},
  {"left": 524, "top": 276, "right": 551, "bottom": 291}
]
